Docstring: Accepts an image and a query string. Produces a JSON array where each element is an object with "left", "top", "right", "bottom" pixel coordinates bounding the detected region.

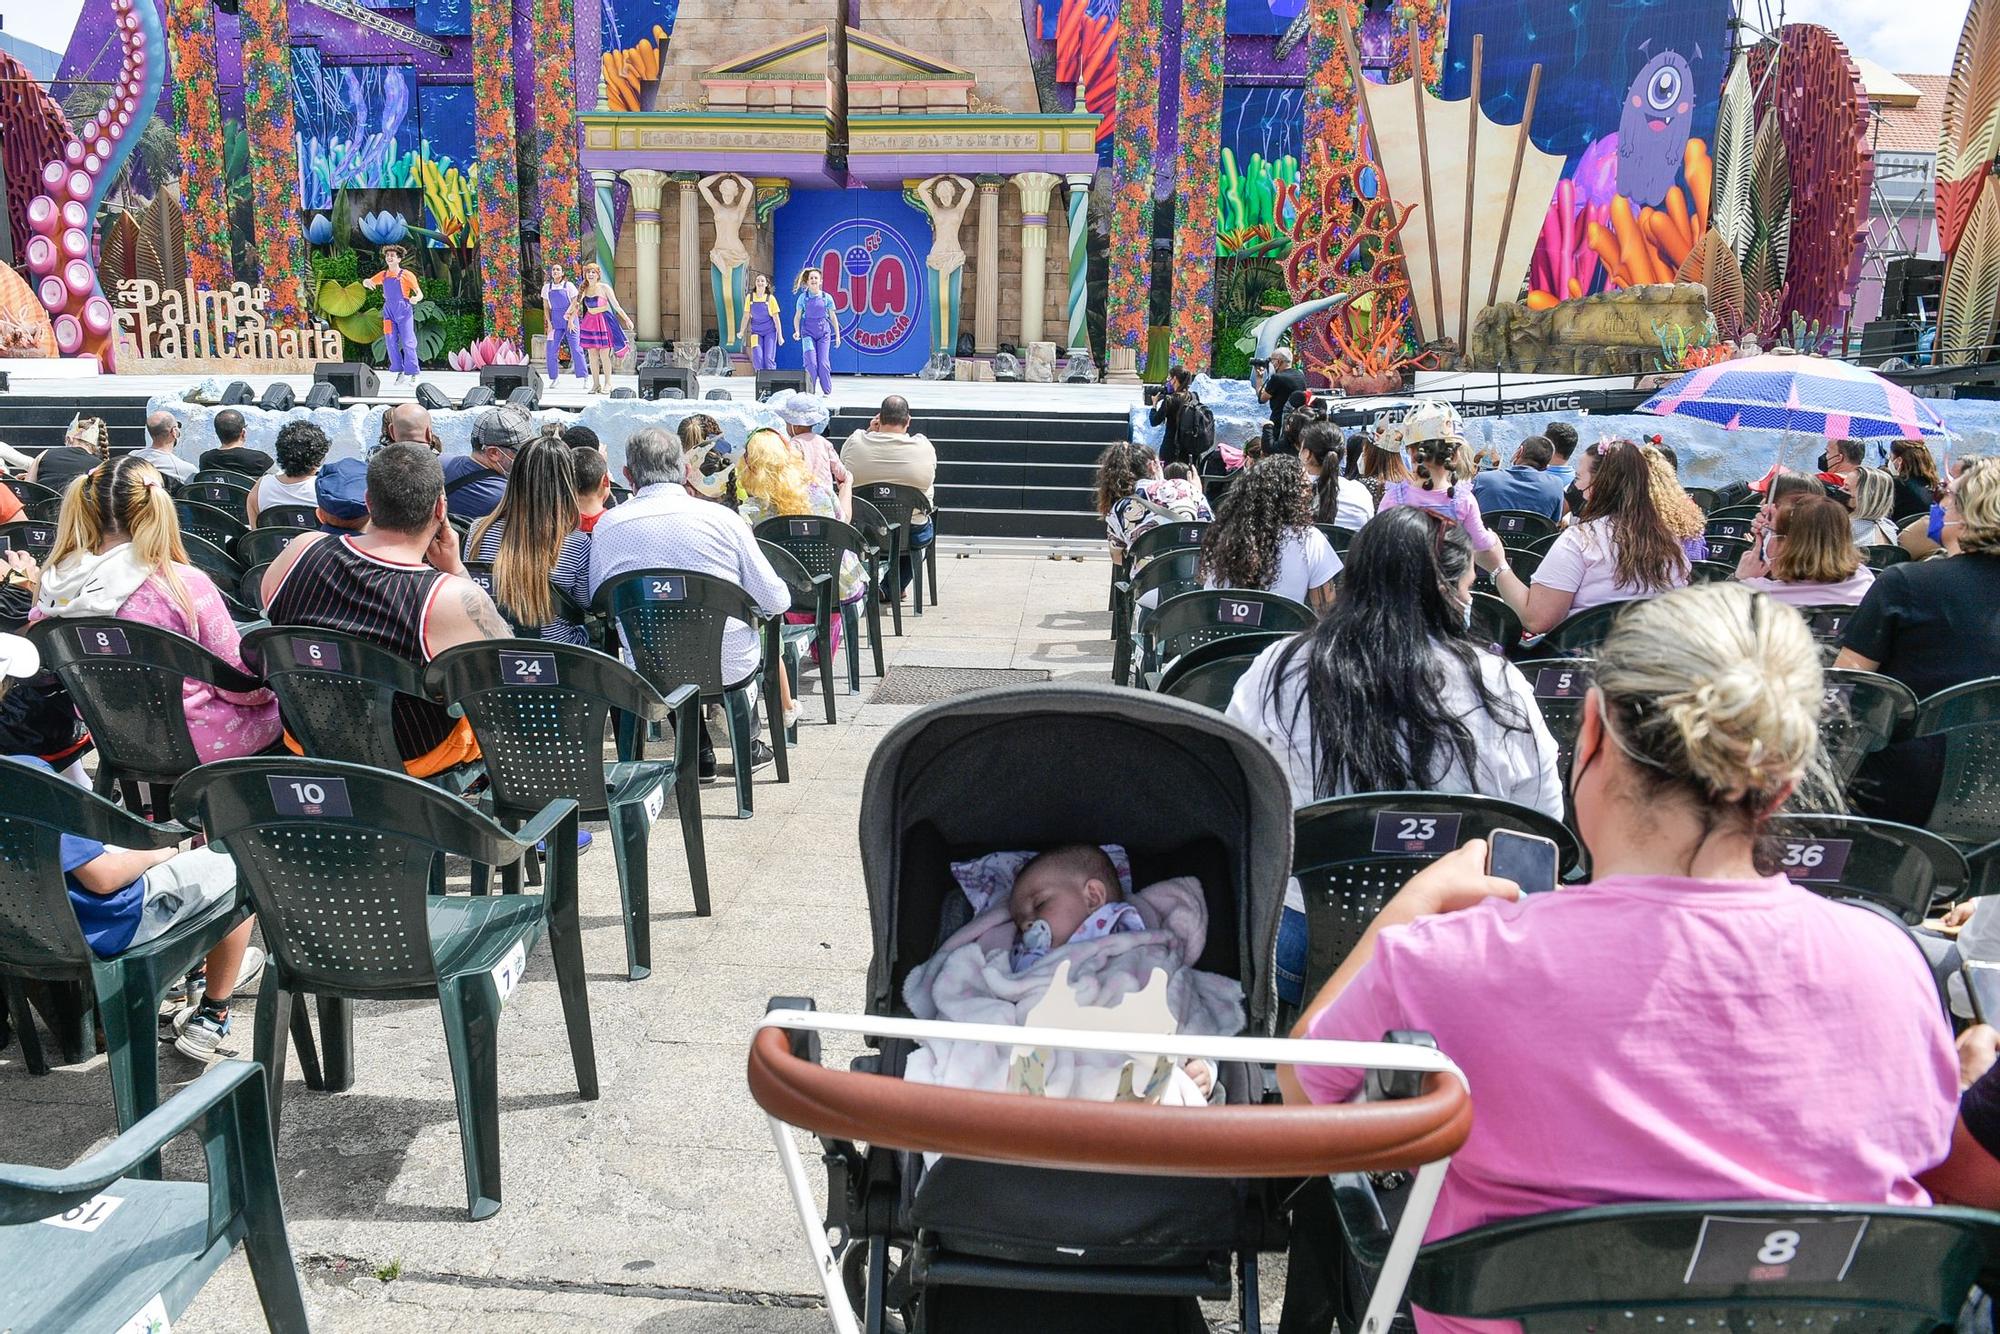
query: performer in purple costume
[
  {"left": 792, "top": 267, "right": 841, "bottom": 396},
  {"left": 745, "top": 272, "right": 784, "bottom": 371},
  {"left": 362, "top": 245, "right": 423, "bottom": 380},
  {"left": 541, "top": 262, "right": 588, "bottom": 380},
  {"left": 571, "top": 261, "right": 634, "bottom": 394}
]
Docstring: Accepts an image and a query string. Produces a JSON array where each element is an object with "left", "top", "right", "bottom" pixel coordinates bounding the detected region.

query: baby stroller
[{"left": 788, "top": 684, "right": 1298, "bottom": 1332}]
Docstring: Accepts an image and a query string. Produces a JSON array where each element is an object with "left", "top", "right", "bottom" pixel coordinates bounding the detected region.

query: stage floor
[{"left": 6, "top": 367, "right": 1145, "bottom": 417}]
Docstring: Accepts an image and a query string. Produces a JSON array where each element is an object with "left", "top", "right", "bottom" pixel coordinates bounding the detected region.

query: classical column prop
[
  {"left": 973, "top": 175, "right": 1004, "bottom": 356},
  {"left": 621, "top": 168, "right": 667, "bottom": 346},
  {"left": 1012, "top": 172, "right": 1062, "bottom": 349},
  {"left": 675, "top": 172, "right": 702, "bottom": 356},
  {"left": 591, "top": 169, "right": 620, "bottom": 285},
  {"left": 1065, "top": 172, "right": 1093, "bottom": 355}
]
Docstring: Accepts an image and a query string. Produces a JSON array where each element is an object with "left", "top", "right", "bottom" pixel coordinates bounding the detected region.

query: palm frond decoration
[
  {"left": 1939, "top": 0, "right": 2000, "bottom": 259},
  {"left": 1678, "top": 228, "right": 1746, "bottom": 339},
  {"left": 1710, "top": 55, "right": 1756, "bottom": 259},
  {"left": 1748, "top": 117, "right": 1791, "bottom": 291},
  {"left": 136, "top": 189, "right": 189, "bottom": 294},
  {"left": 99, "top": 210, "right": 140, "bottom": 286},
  {"left": 1941, "top": 177, "right": 2000, "bottom": 366}
]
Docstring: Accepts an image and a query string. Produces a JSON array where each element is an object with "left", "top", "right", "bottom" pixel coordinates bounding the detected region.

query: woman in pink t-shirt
[
  {"left": 1379, "top": 437, "right": 1500, "bottom": 555},
  {"left": 1280, "top": 583, "right": 1956, "bottom": 1332}
]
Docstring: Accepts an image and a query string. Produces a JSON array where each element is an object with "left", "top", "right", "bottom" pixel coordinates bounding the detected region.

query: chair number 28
[
  {"left": 1758, "top": 1230, "right": 1801, "bottom": 1265},
  {"left": 1780, "top": 843, "right": 1824, "bottom": 869},
  {"left": 1398, "top": 817, "right": 1438, "bottom": 842}
]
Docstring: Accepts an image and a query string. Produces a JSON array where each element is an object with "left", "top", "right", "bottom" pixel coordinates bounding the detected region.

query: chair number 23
[{"left": 1398, "top": 817, "right": 1438, "bottom": 842}]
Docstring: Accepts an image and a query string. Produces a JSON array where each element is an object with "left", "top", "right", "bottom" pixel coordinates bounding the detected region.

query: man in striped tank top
[{"left": 260, "top": 443, "right": 514, "bottom": 776}]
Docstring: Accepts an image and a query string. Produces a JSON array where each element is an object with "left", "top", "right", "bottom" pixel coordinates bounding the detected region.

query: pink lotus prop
[{"left": 448, "top": 336, "right": 528, "bottom": 371}]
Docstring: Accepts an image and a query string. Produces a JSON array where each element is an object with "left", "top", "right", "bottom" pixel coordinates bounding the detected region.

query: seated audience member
[
  {"left": 381, "top": 401, "right": 441, "bottom": 454},
  {"left": 1298, "top": 422, "right": 1375, "bottom": 531},
  {"left": 30, "top": 416, "right": 111, "bottom": 494},
  {"left": 1149, "top": 365, "right": 1202, "bottom": 468},
  {"left": 1491, "top": 441, "right": 1688, "bottom": 634},
  {"left": 771, "top": 391, "right": 851, "bottom": 520},
  {"left": 1542, "top": 420, "right": 1579, "bottom": 489},
  {"left": 195, "top": 409, "right": 272, "bottom": 480},
  {"left": 1097, "top": 443, "right": 1211, "bottom": 560},
  {"left": 0, "top": 604, "right": 88, "bottom": 775},
  {"left": 261, "top": 443, "right": 509, "bottom": 776},
  {"left": 441, "top": 407, "right": 526, "bottom": 520},
  {"left": 842, "top": 395, "right": 938, "bottom": 592},
  {"left": 1889, "top": 439, "right": 1942, "bottom": 522},
  {"left": 1919, "top": 1025, "right": 2000, "bottom": 1206},
  {"left": 136, "top": 412, "right": 198, "bottom": 485},
  {"left": 313, "top": 457, "right": 370, "bottom": 533},
  {"left": 1836, "top": 457, "right": 2000, "bottom": 825},
  {"left": 465, "top": 436, "right": 592, "bottom": 645},
  {"left": 1227, "top": 506, "right": 1560, "bottom": 1005},
  {"left": 1823, "top": 437, "right": 1865, "bottom": 488},
  {"left": 3, "top": 740, "right": 262, "bottom": 1061},
  {"left": 1849, "top": 467, "right": 1901, "bottom": 546},
  {"left": 30, "top": 456, "right": 280, "bottom": 759},
  {"left": 560, "top": 423, "right": 601, "bottom": 454},
  {"left": 586, "top": 427, "right": 790, "bottom": 777},
  {"left": 1644, "top": 443, "right": 1709, "bottom": 560},
  {"left": 1735, "top": 495, "right": 1874, "bottom": 607},
  {"left": 1382, "top": 438, "right": 1501, "bottom": 555},
  {"left": 572, "top": 446, "right": 612, "bottom": 533},
  {"left": 1198, "top": 456, "right": 1340, "bottom": 612},
  {"left": 1283, "top": 583, "right": 1957, "bottom": 1318},
  {"left": 1354, "top": 434, "right": 1412, "bottom": 509},
  {"left": 246, "top": 421, "right": 330, "bottom": 526},
  {"left": 1469, "top": 434, "right": 1566, "bottom": 523}
]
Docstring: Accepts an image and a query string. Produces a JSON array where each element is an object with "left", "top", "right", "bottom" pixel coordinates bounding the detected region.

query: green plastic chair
[
  {"left": 172, "top": 757, "right": 598, "bottom": 1221},
  {"left": 0, "top": 756, "right": 249, "bottom": 1133},
  {"left": 0, "top": 519, "right": 57, "bottom": 560},
  {"left": 0, "top": 1059, "right": 309, "bottom": 1333},
  {"left": 1704, "top": 534, "right": 1753, "bottom": 566},
  {"left": 1469, "top": 591, "right": 1522, "bottom": 657},
  {"left": 183, "top": 480, "right": 251, "bottom": 522},
  {"left": 1687, "top": 557, "right": 1735, "bottom": 583},
  {"left": 1865, "top": 544, "right": 1913, "bottom": 571},
  {"left": 1819, "top": 668, "right": 1917, "bottom": 792},
  {"left": 1315, "top": 522, "right": 1357, "bottom": 555},
  {"left": 426, "top": 640, "right": 711, "bottom": 982},
  {"left": 855, "top": 480, "right": 939, "bottom": 616},
  {"left": 757, "top": 535, "right": 844, "bottom": 726},
  {"left": 1913, "top": 676, "right": 2000, "bottom": 849},
  {"left": 756, "top": 514, "right": 878, "bottom": 712},
  {"left": 1684, "top": 485, "right": 1718, "bottom": 514},
  {"left": 255, "top": 504, "right": 320, "bottom": 531},
  {"left": 1520, "top": 657, "right": 1593, "bottom": 786},
  {"left": 1704, "top": 513, "right": 1757, "bottom": 544},
  {"left": 1517, "top": 599, "right": 1633, "bottom": 661},
  {"left": 0, "top": 477, "right": 61, "bottom": 515},
  {"left": 1140, "top": 588, "right": 1315, "bottom": 686},
  {"left": 847, "top": 494, "right": 902, "bottom": 644},
  {"left": 1484, "top": 510, "right": 1559, "bottom": 545},
  {"left": 1113, "top": 550, "right": 1205, "bottom": 686},
  {"left": 235, "top": 526, "right": 305, "bottom": 570},
  {"left": 1155, "top": 630, "right": 1289, "bottom": 709},
  {"left": 1111, "top": 521, "right": 1210, "bottom": 655},
  {"left": 1405, "top": 1202, "right": 2000, "bottom": 1333},
  {"left": 174, "top": 500, "right": 248, "bottom": 551},
  {"left": 595, "top": 569, "right": 790, "bottom": 819},
  {"left": 1293, "top": 793, "right": 1583, "bottom": 996},
  {"left": 1763, "top": 814, "right": 1969, "bottom": 923}
]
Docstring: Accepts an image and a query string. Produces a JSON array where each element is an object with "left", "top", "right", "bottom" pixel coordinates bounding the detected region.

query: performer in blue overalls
[
  {"left": 541, "top": 262, "right": 587, "bottom": 380},
  {"left": 792, "top": 266, "right": 841, "bottom": 396},
  {"left": 362, "top": 245, "right": 423, "bottom": 381},
  {"left": 745, "top": 272, "right": 784, "bottom": 371}
]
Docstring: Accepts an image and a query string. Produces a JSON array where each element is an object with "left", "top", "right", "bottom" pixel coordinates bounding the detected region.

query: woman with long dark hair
[
  {"left": 465, "top": 436, "right": 593, "bottom": 644},
  {"left": 1227, "top": 505, "right": 1560, "bottom": 1003},
  {"left": 1198, "top": 455, "right": 1339, "bottom": 611},
  {"left": 1096, "top": 442, "right": 1210, "bottom": 560},
  {"left": 1888, "top": 440, "right": 1943, "bottom": 523},
  {"left": 1492, "top": 440, "right": 1688, "bottom": 633},
  {"left": 1298, "top": 420, "right": 1376, "bottom": 531}
]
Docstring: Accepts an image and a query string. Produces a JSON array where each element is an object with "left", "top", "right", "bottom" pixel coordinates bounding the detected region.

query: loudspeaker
[
  {"left": 609, "top": 387, "right": 637, "bottom": 399},
  {"left": 414, "top": 382, "right": 454, "bottom": 411},
  {"left": 257, "top": 382, "right": 296, "bottom": 412},
  {"left": 1860, "top": 319, "right": 1923, "bottom": 365},
  {"left": 1884, "top": 257, "right": 1944, "bottom": 321},
  {"left": 639, "top": 366, "right": 695, "bottom": 401},
  {"left": 314, "top": 362, "right": 379, "bottom": 398},
  {"left": 756, "top": 370, "right": 808, "bottom": 399},
  {"left": 219, "top": 380, "right": 256, "bottom": 406},
  {"left": 302, "top": 382, "right": 339, "bottom": 409},
  {"left": 506, "top": 385, "right": 540, "bottom": 411},
  {"left": 704, "top": 388, "right": 732, "bottom": 401},
  {"left": 458, "top": 385, "right": 496, "bottom": 410},
  {"left": 480, "top": 364, "right": 542, "bottom": 405}
]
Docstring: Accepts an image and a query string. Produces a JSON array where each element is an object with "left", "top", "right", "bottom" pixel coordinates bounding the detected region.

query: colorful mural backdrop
[
  {"left": 1169, "top": 0, "right": 1226, "bottom": 369},
  {"left": 168, "top": 0, "right": 232, "bottom": 290},
  {"left": 771, "top": 193, "right": 931, "bottom": 376},
  {"left": 241, "top": 0, "right": 310, "bottom": 322},
  {"left": 1106, "top": 0, "right": 1163, "bottom": 363}
]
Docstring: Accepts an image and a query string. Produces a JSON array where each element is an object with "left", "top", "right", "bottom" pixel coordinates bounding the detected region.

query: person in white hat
[{"left": 771, "top": 391, "right": 851, "bottom": 521}]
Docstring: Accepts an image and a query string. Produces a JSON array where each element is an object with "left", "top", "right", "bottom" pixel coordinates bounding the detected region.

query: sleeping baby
[{"left": 1008, "top": 844, "right": 1146, "bottom": 972}]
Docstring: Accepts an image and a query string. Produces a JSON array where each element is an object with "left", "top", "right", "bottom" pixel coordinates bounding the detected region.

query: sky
[{"left": 0, "top": 0, "right": 1974, "bottom": 73}]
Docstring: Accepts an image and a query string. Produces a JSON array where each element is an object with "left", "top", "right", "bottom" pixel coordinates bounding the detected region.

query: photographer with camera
[{"left": 1254, "top": 347, "right": 1308, "bottom": 456}]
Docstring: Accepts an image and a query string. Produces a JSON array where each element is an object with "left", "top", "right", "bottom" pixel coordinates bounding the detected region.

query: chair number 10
[{"left": 288, "top": 782, "right": 328, "bottom": 806}]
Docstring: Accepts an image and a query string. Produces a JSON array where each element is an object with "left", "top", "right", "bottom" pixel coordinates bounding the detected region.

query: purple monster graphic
[{"left": 1615, "top": 45, "right": 1697, "bottom": 208}]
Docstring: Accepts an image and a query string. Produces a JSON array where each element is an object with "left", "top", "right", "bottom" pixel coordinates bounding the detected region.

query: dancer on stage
[
  {"left": 793, "top": 267, "right": 841, "bottom": 396},
  {"left": 541, "top": 262, "right": 587, "bottom": 381},
  {"left": 571, "top": 262, "right": 633, "bottom": 394},
  {"left": 745, "top": 273, "right": 784, "bottom": 370},
  {"left": 363, "top": 245, "right": 423, "bottom": 381}
]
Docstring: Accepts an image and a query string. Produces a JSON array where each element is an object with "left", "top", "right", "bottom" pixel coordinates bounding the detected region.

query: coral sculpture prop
[
  {"left": 448, "top": 336, "right": 528, "bottom": 371},
  {"left": 602, "top": 26, "right": 668, "bottom": 114},
  {"left": 1282, "top": 153, "right": 1439, "bottom": 385},
  {"left": 19, "top": 0, "right": 163, "bottom": 366},
  {"left": 1052, "top": 0, "right": 1118, "bottom": 148}
]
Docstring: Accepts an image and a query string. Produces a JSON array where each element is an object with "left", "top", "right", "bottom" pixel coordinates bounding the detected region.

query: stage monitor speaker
[
  {"left": 506, "top": 385, "right": 541, "bottom": 411},
  {"left": 639, "top": 366, "right": 695, "bottom": 401},
  {"left": 1884, "top": 257, "right": 1944, "bottom": 321},
  {"left": 0, "top": 371, "right": 12, "bottom": 393},
  {"left": 414, "top": 382, "right": 454, "bottom": 411},
  {"left": 302, "top": 382, "right": 339, "bottom": 409},
  {"left": 704, "top": 388, "right": 732, "bottom": 401},
  {"left": 609, "top": 387, "right": 637, "bottom": 399},
  {"left": 258, "top": 382, "right": 296, "bottom": 412},
  {"left": 1860, "top": 319, "right": 1923, "bottom": 365},
  {"left": 315, "top": 362, "right": 378, "bottom": 398},
  {"left": 755, "top": 370, "right": 808, "bottom": 399},
  {"left": 219, "top": 380, "right": 256, "bottom": 406},
  {"left": 480, "top": 365, "right": 542, "bottom": 405},
  {"left": 458, "top": 385, "right": 496, "bottom": 410}
]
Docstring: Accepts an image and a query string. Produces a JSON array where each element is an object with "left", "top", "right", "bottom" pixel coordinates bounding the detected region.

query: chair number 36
[
  {"left": 1398, "top": 817, "right": 1438, "bottom": 842},
  {"left": 1758, "top": 1230, "right": 1801, "bottom": 1265},
  {"left": 288, "top": 782, "right": 328, "bottom": 806},
  {"left": 1780, "top": 843, "right": 1824, "bottom": 869}
]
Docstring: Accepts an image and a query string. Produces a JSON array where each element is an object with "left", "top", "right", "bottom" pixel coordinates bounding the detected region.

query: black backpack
[{"left": 1177, "top": 397, "right": 1216, "bottom": 461}]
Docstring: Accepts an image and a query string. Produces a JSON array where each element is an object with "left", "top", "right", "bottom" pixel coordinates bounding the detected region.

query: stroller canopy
[{"left": 859, "top": 684, "right": 1295, "bottom": 1034}]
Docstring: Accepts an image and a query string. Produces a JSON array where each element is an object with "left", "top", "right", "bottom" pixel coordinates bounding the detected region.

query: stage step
[{"left": 0, "top": 393, "right": 152, "bottom": 451}]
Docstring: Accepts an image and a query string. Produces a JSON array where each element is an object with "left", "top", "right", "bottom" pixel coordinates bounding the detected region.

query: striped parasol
[{"left": 1639, "top": 352, "right": 1950, "bottom": 441}]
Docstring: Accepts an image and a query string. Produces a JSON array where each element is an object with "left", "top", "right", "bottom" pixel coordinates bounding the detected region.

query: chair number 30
[
  {"left": 1398, "top": 817, "right": 1438, "bottom": 842},
  {"left": 1780, "top": 843, "right": 1825, "bottom": 869},
  {"left": 1758, "top": 1229, "right": 1801, "bottom": 1265}
]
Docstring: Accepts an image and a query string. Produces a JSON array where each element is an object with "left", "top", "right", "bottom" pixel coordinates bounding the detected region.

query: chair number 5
[
  {"left": 1757, "top": 1230, "right": 1801, "bottom": 1265},
  {"left": 1398, "top": 817, "right": 1437, "bottom": 842}
]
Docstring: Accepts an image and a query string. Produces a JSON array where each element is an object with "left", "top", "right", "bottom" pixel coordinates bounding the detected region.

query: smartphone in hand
[{"left": 1486, "top": 828, "right": 1560, "bottom": 895}]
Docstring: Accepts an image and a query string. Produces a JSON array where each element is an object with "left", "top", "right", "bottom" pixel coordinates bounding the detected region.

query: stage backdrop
[{"left": 771, "top": 190, "right": 931, "bottom": 377}]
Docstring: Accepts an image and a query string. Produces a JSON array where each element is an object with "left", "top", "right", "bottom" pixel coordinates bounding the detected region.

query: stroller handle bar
[{"left": 750, "top": 1010, "right": 1471, "bottom": 1334}]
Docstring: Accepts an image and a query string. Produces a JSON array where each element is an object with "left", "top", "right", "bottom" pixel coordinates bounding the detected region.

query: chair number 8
[
  {"left": 1757, "top": 1229, "right": 1800, "bottom": 1265},
  {"left": 93, "top": 632, "right": 111, "bottom": 649},
  {"left": 1780, "top": 843, "right": 1824, "bottom": 869},
  {"left": 1398, "top": 817, "right": 1438, "bottom": 841}
]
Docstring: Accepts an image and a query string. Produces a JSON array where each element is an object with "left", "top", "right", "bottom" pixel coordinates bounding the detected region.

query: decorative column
[
  {"left": 591, "top": 168, "right": 620, "bottom": 284},
  {"left": 973, "top": 175, "right": 1004, "bottom": 355},
  {"left": 471, "top": 0, "right": 523, "bottom": 342},
  {"left": 1012, "top": 172, "right": 1062, "bottom": 348},
  {"left": 1064, "top": 172, "right": 1092, "bottom": 354},
  {"left": 167, "top": 0, "right": 232, "bottom": 291},
  {"left": 621, "top": 169, "right": 667, "bottom": 345},
  {"left": 532, "top": 0, "right": 581, "bottom": 276},
  {"left": 1168, "top": 0, "right": 1224, "bottom": 371},
  {"left": 915, "top": 175, "right": 974, "bottom": 360},
  {"left": 239, "top": 0, "right": 309, "bottom": 322},
  {"left": 1106, "top": 0, "right": 1163, "bottom": 382},
  {"left": 674, "top": 171, "right": 702, "bottom": 358}
]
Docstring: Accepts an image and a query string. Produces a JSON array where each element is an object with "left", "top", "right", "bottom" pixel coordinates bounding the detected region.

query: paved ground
[{"left": 0, "top": 552, "right": 1304, "bottom": 1332}]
